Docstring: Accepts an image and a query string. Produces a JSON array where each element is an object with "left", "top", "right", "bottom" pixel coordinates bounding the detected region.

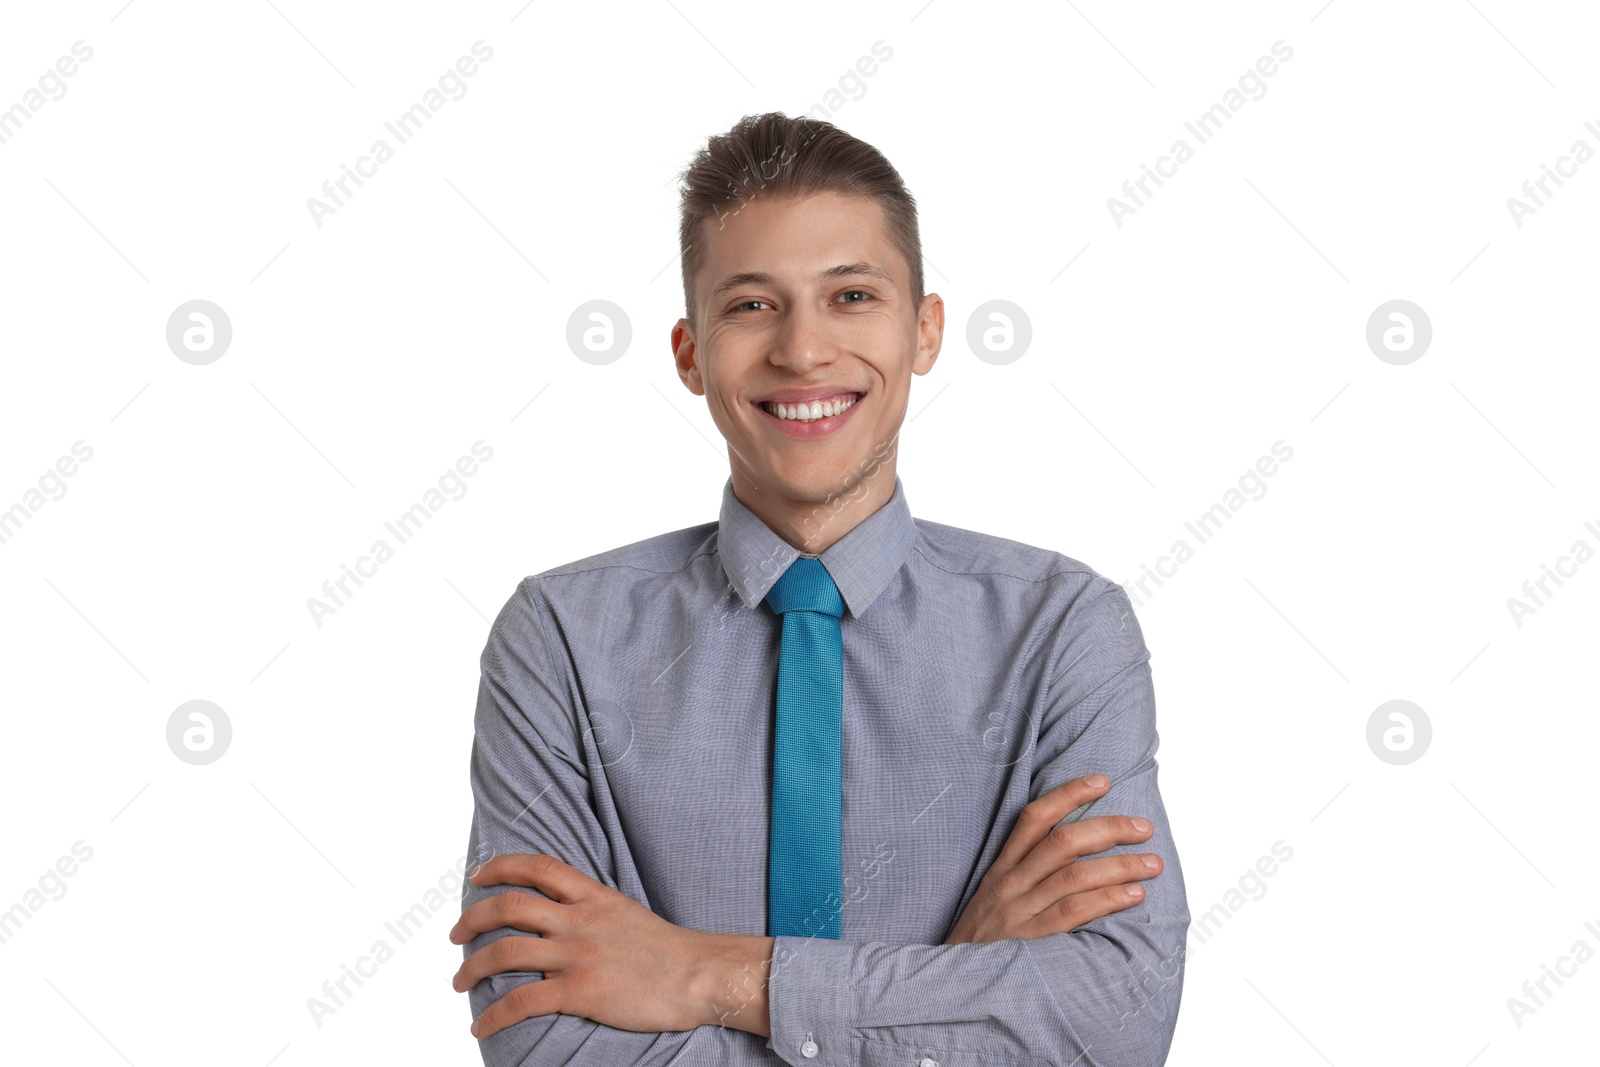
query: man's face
[{"left": 673, "top": 190, "right": 942, "bottom": 507}]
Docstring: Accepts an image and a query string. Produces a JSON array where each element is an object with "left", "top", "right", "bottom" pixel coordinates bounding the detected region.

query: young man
[{"left": 450, "top": 113, "right": 1189, "bottom": 1066}]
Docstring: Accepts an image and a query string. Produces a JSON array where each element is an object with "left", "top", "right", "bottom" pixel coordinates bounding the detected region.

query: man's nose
[{"left": 770, "top": 303, "right": 834, "bottom": 372}]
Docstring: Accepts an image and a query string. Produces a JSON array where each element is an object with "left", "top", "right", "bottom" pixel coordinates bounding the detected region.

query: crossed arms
[{"left": 452, "top": 580, "right": 1190, "bottom": 1067}]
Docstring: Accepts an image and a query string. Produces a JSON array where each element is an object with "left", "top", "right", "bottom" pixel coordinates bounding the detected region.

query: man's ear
[
  {"left": 672, "top": 318, "right": 705, "bottom": 396},
  {"left": 913, "top": 293, "right": 945, "bottom": 376}
]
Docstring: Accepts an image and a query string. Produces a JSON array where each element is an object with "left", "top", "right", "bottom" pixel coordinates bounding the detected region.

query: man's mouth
[{"left": 756, "top": 392, "right": 862, "bottom": 423}]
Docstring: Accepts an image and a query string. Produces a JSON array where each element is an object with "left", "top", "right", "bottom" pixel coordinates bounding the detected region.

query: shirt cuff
[{"left": 765, "top": 935, "right": 854, "bottom": 1066}]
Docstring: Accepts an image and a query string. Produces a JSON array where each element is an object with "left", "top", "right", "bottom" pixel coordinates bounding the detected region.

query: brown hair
[{"left": 676, "top": 112, "right": 923, "bottom": 331}]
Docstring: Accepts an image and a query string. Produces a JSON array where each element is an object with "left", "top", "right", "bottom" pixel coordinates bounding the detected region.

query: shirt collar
[{"left": 717, "top": 474, "right": 916, "bottom": 619}]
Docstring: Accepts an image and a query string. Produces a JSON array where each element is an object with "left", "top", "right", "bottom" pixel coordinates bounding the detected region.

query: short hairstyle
[{"left": 676, "top": 112, "right": 924, "bottom": 330}]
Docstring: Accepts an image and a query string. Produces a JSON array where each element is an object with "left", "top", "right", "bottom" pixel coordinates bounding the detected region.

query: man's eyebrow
[
  {"left": 706, "top": 263, "right": 898, "bottom": 305},
  {"left": 822, "top": 262, "right": 897, "bottom": 288},
  {"left": 707, "top": 272, "right": 773, "bottom": 304}
]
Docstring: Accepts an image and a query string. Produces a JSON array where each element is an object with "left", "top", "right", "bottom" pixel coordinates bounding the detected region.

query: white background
[{"left": 1, "top": 1, "right": 1596, "bottom": 1063}]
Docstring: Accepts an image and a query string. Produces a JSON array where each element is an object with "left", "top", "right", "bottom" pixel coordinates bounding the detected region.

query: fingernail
[
  {"left": 1125, "top": 884, "right": 1143, "bottom": 898},
  {"left": 1087, "top": 775, "right": 1108, "bottom": 789},
  {"left": 1131, "top": 817, "right": 1151, "bottom": 833},
  {"left": 1141, "top": 855, "right": 1160, "bottom": 870},
  {"left": 469, "top": 864, "right": 483, "bottom": 879}
]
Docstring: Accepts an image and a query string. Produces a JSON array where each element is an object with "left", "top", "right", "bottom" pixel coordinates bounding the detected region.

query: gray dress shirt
[{"left": 462, "top": 475, "right": 1189, "bottom": 1067}]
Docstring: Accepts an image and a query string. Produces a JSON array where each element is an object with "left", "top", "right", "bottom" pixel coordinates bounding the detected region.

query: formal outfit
[{"left": 463, "top": 475, "right": 1189, "bottom": 1067}]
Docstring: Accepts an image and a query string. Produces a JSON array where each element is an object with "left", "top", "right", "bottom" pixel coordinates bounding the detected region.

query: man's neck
[{"left": 730, "top": 462, "right": 897, "bottom": 555}]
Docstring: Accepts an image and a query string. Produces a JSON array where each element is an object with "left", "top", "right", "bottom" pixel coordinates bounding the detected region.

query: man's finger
[
  {"left": 468, "top": 853, "right": 595, "bottom": 904},
  {"left": 470, "top": 973, "right": 562, "bottom": 1040},
  {"left": 990, "top": 775, "right": 1110, "bottom": 876},
  {"left": 1009, "top": 813, "right": 1154, "bottom": 895},
  {"left": 1015, "top": 850, "right": 1160, "bottom": 923},
  {"left": 1022, "top": 881, "right": 1149, "bottom": 940},
  {"left": 453, "top": 933, "right": 558, "bottom": 994},
  {"left": 450, "top": 886, "right": 565, "bottom": 944}
]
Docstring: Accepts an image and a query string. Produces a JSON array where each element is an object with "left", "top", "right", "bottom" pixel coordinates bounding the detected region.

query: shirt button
[
  {"left": 919, "top": 1059, "right": 940, "bottom": 1067},
  {"left": 800, "top": 1039, "right": 818, "bottom": 1058}
]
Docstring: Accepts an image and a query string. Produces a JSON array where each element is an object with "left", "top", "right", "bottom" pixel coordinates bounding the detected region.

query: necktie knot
[{"left": 763, "top": 557, "right": 844, "bottom": 619}]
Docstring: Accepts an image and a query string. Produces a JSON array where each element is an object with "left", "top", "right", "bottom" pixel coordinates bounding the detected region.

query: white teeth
[{"left": 762, "top": 394, "right": 858, "bottom": 422}]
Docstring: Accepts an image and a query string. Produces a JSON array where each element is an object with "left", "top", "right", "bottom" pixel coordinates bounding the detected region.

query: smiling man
[{"left": 452, "top": 112, "right": 1189, "bottom": 1066}]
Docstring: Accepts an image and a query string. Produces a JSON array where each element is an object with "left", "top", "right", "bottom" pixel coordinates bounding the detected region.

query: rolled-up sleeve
[{"left": 763, "top": 580, "right": 1188, "bottom": 1067}]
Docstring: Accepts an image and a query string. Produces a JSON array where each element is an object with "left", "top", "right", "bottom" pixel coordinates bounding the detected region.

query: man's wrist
[{"left": 687, "top": 930, "right": 775, "bottom": 1037}]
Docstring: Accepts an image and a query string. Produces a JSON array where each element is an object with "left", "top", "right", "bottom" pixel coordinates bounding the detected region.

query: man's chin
[{"left": 746, "top": 463, "right": 874, "bottom": 507}]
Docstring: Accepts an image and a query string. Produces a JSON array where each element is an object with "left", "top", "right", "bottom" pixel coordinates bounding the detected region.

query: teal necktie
[{"left": 762, "top": 557, "right": 844, "bottom": 940}]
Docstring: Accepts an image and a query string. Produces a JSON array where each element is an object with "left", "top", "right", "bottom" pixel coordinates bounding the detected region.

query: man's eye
[
  {"left": 732, "top": 300, "right": 770, "bottom": 312},
  {"left": 838, "top": 290, "right": 871, "bottom": 304}
]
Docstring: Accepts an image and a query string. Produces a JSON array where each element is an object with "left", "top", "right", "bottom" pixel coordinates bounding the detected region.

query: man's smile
[{"left": 752, "top": 390, "right": 865, "bottom": 437}]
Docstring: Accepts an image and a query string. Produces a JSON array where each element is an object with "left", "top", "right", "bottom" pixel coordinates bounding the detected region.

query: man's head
[
  {"left": 676, "top": 113, "right": 926, "bottom": 329},
  {"left": 671, "top": 112, "right": 943, "bottom": 550}
]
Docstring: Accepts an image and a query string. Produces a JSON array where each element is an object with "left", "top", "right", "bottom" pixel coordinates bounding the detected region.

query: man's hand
[
  {"left": 945, "top": 774, "right": 1161, "bottom": 944},
  {"left": 449, "top": 854, "right": 759, "bottom": 1039}
]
